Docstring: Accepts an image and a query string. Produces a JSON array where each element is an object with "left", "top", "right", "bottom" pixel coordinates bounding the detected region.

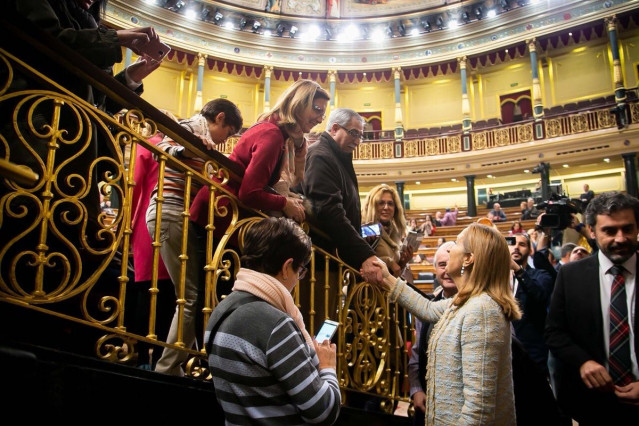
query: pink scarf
[{"left": 232, "top": 268, "right": 314, "bottom": 346}]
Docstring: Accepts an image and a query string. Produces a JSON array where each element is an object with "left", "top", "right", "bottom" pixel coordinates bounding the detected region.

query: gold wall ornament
[
  {"left": 545, "top": 118, "right": 563, "bottom": 137},
  {"left": 473, "top": 131, "right": 487, "bottom": 150},
  {"left": 425, "top": 138, "right": 439, "bottom": 156},
  {"left": 570, "top": 113, "right": 590, "bottom": 133},
  {"left": 597, "top": 109, "right": 616, "bottom": 128},
  {"left": 403, "top": 140, "right": 418, "bottom": 157},
  {"left": 379, "top": 141, "right": 394, "bottom": 159},
  {"left": 494, "top": 129, "right": 510, "bottom": 146},
  {"left": 517, "top": 123, "right": 534, "bottom": 142},
  {"left": 446, "top": 135, "right": 461, "bottom": 153},
  {"left": 358, "top": 142, "right": 372, "bottom": 160}
]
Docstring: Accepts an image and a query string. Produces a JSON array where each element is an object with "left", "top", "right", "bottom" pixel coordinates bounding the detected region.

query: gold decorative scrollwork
[
  {"left": 425, "top": 138, "right": 439, "bottom": 156},
  {"left": 340, "top": 280, "right": 390, "bottom": 393},
  {"left": 494, "top": 129, "right": 510, "bottom": 146},
  {"left": 596, "top": 109, "right": 616, "bottom": 128},
  {"left": 473, "top": 132, "right": 487, "bottom": 150},
  {"left": 447, "top": 135, "right": 461, "bottom": 153},
  {"left": 570, "top": 114, "right": 589, "bottom": 133},
  {"left": 545, "top": 119, "right": 563, "bottom": 138},
  {"left": 517, "top": 123, "right": 533, "bottom": 142},
  {"left": 379, "top": 142, "right": 393, "bottom": 159},
  {"left": 629, "top": 102, "right": 639, "bottom": 124},
  {"left": 358, "top": 143, "right": 372, "bottom": 160},
  {"left": 122, "top": 109, "right": 157, "bottom": 138},
  {"left": 97, "top": 334, "right": 137, "bottom": 363},
  {"left": 0, "top": 90, "right": 124, "bottom": 303},
  {"left": 403, "top": 140, "right": 418, "bottom": 157}
]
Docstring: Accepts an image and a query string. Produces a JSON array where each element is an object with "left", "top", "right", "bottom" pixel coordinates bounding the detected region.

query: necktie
[{"left": 608, "top": 265, "right": 634, "bottom": 386}]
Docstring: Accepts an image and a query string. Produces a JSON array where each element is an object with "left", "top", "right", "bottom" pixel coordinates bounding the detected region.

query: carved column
[
  {"left": 194, "top": 53, "right": 206, "bottom": 112},
  {"left": 263, "top": 65, "right": 273, "bottom": 113},
  {"left": 622, "top": 152, "right": 638, "bottom": 198},
  {"left": 328, "top": 70, "right": 337, "bottom": 110},
  {"left": 528, "top": 38, "right": 544, "bottom": 120},
  {"left": 465, "top": 175, "right": 477, "bottom": 217},
  {"left": 606, "top": 16, "right": 627, "bottom": 103},
  {"left": 393, "top": 67, "right": 404, "bottom": 140},
  {"left": 459, "top": 57, "right": 471, "bottom": 132}
]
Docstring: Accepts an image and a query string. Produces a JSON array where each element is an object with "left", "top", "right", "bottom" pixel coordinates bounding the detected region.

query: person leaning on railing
[
  {"left": 205, "top": 217, "right": 340, "bottom": 425},
  {"left": 145, "top": 98, "right": 243, "bottom": 377},
  {"left": 370, "top": 223, "right": 521, "bottom": 425},
  {"left": 7, "top": 0, "right": 164, "bottom": 218},
  {"left": 190, "top": 79, "right": 330, "bottom": 239}
]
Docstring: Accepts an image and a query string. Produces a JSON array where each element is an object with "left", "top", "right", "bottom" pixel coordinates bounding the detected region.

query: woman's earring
[{"left": 460, "top": 265, "right": 465, "bottom": 276}]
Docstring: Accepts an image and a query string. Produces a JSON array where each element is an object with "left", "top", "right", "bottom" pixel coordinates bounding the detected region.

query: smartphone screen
[
  {"left": 315, "top": 320, "right": 339, "bottom": 344},
  {"left": 360, "top": 223, "right": 381, "bottom": 238},
  {"left": 505, "top": 236, "right": 516, "bottom": 245}
]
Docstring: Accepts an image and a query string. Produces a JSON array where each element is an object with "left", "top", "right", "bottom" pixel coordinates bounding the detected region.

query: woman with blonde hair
[
  {"left": 191, "top": 79, "right": 330, "bottom": 228},
  {"left": 372, "top": 222, "right": 521, "bottom": 425},
  {"left": 362, "top": 184, "right": 412, "bottom": 277}
]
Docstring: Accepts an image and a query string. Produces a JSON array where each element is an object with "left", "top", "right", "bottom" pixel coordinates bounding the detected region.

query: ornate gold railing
[
  {"left": 0, "top": 17, "right": 412, "bottom": 412},
  {"left": 353, "top": 103, "right": 631, "bottom": 160}
]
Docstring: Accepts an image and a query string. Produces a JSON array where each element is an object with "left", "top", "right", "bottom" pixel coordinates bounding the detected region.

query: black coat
[
  {"left": 545, "top": 254, "right": 639, "bottom": 423},
  {"left": 300, "top": 132, "right": 375, "bottom": 269}
]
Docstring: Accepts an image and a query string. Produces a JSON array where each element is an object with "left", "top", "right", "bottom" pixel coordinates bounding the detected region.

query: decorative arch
[
  {"left": 358, "top": 112, "right": 382, "bottom": 140},
  {"left": 500, "top": 90, "right": 532, "bottom": 124}
]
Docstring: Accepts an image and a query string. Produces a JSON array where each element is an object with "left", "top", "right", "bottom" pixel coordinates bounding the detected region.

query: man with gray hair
[
  {"left": 407, "top": 241, "right": 456, "bottom": 425},
  {"left": 299, "top": 108, "right": 383, "bottom": 286}
]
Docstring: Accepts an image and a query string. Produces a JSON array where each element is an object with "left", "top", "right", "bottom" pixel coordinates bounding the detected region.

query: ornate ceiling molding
[{"left": 107, "top": 0, "right": 636, "bottom": 70}]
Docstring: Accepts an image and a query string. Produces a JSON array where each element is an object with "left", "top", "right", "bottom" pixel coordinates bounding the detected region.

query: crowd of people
[{"left": 7, "top": 2, "right": 639, "bottom": 424}]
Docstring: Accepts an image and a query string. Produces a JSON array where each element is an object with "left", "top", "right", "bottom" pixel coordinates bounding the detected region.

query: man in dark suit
[{"left": 545, "top": 191, "right": 639, "bottom": 424}]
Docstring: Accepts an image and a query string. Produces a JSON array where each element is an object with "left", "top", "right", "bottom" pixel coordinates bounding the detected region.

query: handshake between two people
[{"left": 359, "top": 256, "right": 397, "bottom": 292}]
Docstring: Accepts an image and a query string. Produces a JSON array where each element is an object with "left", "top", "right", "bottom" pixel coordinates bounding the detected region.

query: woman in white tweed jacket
[{"left": 374, "top": 223, "right": 522, "bottom": 425}]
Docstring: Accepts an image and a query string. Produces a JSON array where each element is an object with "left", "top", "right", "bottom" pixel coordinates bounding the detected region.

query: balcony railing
[
  {"left": 0, "top": 16, "right": 411, "bottom": 412},
  {"left": 348, "top": 101, "right": 629, "bottom": 160}
]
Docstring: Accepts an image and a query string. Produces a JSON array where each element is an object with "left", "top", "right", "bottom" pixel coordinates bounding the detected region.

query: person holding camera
[{"left": 508, "top": 233, "right": 554, "bottom": 375}]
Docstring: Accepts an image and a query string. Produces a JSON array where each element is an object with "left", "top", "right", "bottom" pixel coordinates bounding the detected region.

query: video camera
[{"left": 536, "top": 194, "right": 582, "bottom": 230}]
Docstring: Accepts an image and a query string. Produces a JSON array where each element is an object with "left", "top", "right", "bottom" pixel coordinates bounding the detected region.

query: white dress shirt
[{"left": 597, "top": 251, "right": 638, "bottom": 380}]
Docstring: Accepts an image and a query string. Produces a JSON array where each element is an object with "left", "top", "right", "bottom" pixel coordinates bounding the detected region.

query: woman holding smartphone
[
  {"left": 205, "top": 217, "right": 340, "bottom": 424},
  {"left": 372, "top": 223, "right": 521, "bottom": 425},
  {"left": 361, "top": 184, "right": 413, "bottom": 277}
]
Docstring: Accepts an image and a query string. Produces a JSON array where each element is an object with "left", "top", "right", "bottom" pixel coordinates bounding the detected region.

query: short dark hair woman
[{"left": 205, "top": 217, "right": 341, "bottom": 425}]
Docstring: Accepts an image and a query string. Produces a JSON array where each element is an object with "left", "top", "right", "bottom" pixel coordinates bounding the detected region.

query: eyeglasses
[
  {"left": 312, "top": 104, "right": 326, "bottom": 118},
  {"left": 298, "top": 264, "right": 308, "bottom": 280},
  {"left": 376, "top": 200, "right": 395, "bottom": 208},
  {"left": 338, "top": 124, "right": 363, "bottom": 140}
]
